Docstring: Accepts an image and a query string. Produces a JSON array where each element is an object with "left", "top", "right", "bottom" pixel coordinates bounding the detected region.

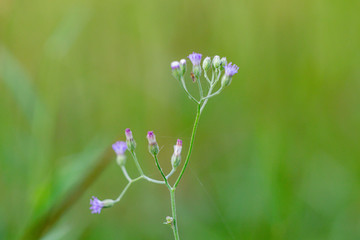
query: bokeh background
[{"left": 1, "top": 0, "right": 360, "bottom": 239}]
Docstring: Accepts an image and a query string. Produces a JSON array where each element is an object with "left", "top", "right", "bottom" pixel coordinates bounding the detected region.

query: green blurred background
[{"left": 1, "top": 0, "right": 360, "bottom": 239}]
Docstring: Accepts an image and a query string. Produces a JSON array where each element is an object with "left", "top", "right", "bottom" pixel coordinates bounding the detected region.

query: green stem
[
  {"left": 174, "top": 103, "right": 202, "bottom": 188},
  {"left": 170, "top": 189, "right": 180, "bottom": 240},
  {"left": 154, "top": 154, "right": 171, "bottom": 190},
  {"left": 130, "top": 151, "right": 144, "bottom": 176}
]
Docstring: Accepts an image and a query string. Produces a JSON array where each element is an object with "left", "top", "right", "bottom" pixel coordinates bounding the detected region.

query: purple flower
[
  {"left": 171, "top": 61, "right": 180, "bottom": 69},
  {"left": 224, "top": 62, "right": 239, "bottom": 77},
  {"left": 188, "top": 52, "right": 202, "bottom": 66},
  {"left": 90, "top": 196, "right": 103, "bottom": 214},
  {"left": 147, "top": 131, "right": 157, "bottom": 145},
  {"left": 112, "top": 141, "right": 127, "bottom": 155}
]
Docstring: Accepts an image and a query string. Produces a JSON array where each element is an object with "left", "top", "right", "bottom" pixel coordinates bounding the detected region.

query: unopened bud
[
  {"left": 221, "top": 74, "right": 232, "bottom": 87},
  {"left": 125, "top": 128, "right": 136, "bottom": 151},
  {"left": 179, "top": 59, "right": 187, "bottom": 75},
  {"left": 171, "top": 61, "right": 181, "bottom": 79},
  {"left": 147, "top": 131, "right": 159, "bottom": 156},
  {"left": 212, "top": 55, "right": 221, "bottom": 69},
  {"left": 220, "top": 57, "right": 227, "bottom": 69},
  {"left": 202, "top": 57, "right": 211, "bottom": 72},
  {"left": 171, "top": 139, "right": 182, "bottom": 169}
]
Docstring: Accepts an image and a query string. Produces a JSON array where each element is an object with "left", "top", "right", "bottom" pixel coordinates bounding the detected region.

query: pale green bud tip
[
  {"left": 202, "top": 57, "right": 211, "bottom": 71},
  {"left": 213, "top": 55, "right": 221, "bottom": 68}
]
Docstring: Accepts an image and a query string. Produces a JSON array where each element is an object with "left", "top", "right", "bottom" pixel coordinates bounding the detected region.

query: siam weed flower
[
  {"left": 222, "top": 62, "right": 239, "bottom": 87},
  {"left": 112, "top": 141, "right": 127, "bottom": 166},
  {"left": 125, "top": 128, "right": 136, "bottom": 151},
  {"left": 90, "top": 196, "right": 104, "bottom": 214},
  {"left": 224, "top": 62, "right": 239, "bottom": 77},
  {"left": 147, "top": 131, "right": 159, "bottom": 156},
  {"left": 188, "top": 52, "right": 202, "bottom": 66},
  {"left": 171, "top": 139, "right": 182, "bottom": 169},
  {"left": 112, "top": 141, "right": 127, "bottom": 155},
  {"left": 188, "top": 52, "right": 202, "bottom": 77}
]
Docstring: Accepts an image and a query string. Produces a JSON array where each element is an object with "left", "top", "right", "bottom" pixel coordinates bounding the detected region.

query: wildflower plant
[{"left": 90, "top": 52, "right": 239, "bottom": 239}]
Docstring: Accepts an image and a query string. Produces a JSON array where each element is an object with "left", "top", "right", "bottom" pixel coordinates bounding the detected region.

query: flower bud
[
  {"left": 171, "top": 139, "right": 182, "bottom": 169},
  {"left": 179, "top": 59, "right": 187, "bottom": 75},
  {"left": 212, "top": 55, "right": 221, "bottom": 69},
  {"left": 221, "top": 74, "right": 232, "bottom": 87},
  {"left": 147, "top": 131, "right": 159, "bottom": 156},
  {"left": 171, "top": 61, "right": 181, "bottom": 79},
  {"left": 202, "top": 57, "right": 211, "bottom": 72},
  {"left": 220, "top": 57, "right": 227, "bottom": 69},
  {"left": 125, "top": 128, "right": 136, "bottom": 151}
]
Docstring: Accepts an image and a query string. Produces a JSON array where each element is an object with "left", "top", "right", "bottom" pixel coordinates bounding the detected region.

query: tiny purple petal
[
  {"left": 171, "top": 61, "right": 180, "bottom": 69},
  {"left": 224, "top": 62, "right": 239, "bottom": 77},
  {"left": 112, "top": 141, "right": 127, "bottom": 155},
  {"left": 90, "top": 196, "right": 103, "bottom": 214},
  {"left": 188, "top": 52, "right": 202, "bottom": 66}
]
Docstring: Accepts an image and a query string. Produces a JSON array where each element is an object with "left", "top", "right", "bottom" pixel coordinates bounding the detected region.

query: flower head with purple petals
[
  {"left": 188, "top": 52, "right": 202, "bottom": 66},
  {"left": 224, "top": 62, "right": 239, "bottom": 77},
  {"left": 90, "top": 196, "right": 103, "bottom": 214},
  {"left": 112, "top": 141, "right": 127, "bottom": 155}
]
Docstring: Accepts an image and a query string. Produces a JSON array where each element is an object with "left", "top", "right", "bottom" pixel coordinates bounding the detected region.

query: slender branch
[
  {"left": 180, "top": 77, "right": 199, "bottom": 104},
  {"left": 174, "top": 103, "right": 202, "bottom": 188},
  {"left": 153, "top": 154, "right": 171, "bottom": 190},
  {"left": 121, "top": 166, "right": 132, "bottom": 182},
  {"left": 204, "top": 71, "right": 211, "bottom": 84},
  {"left": 166, "top": 168, "right": 176, "bottom": 179},
  {"left": 129, "top": 151, "right": 144, "bottom": 176},
  {"left": 196, "top": 76, "right": 204, "bottom": 99},
  {"left": 129, "top": 150, "right": 165, "bottom": 184},
  {"left": 115, "top": 181, "right": 132, "bottom": 202}
]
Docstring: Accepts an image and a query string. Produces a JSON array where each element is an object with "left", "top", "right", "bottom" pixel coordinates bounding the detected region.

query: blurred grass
[{"left": 1, "top": 0, "right": 360, "bottom": 239}]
